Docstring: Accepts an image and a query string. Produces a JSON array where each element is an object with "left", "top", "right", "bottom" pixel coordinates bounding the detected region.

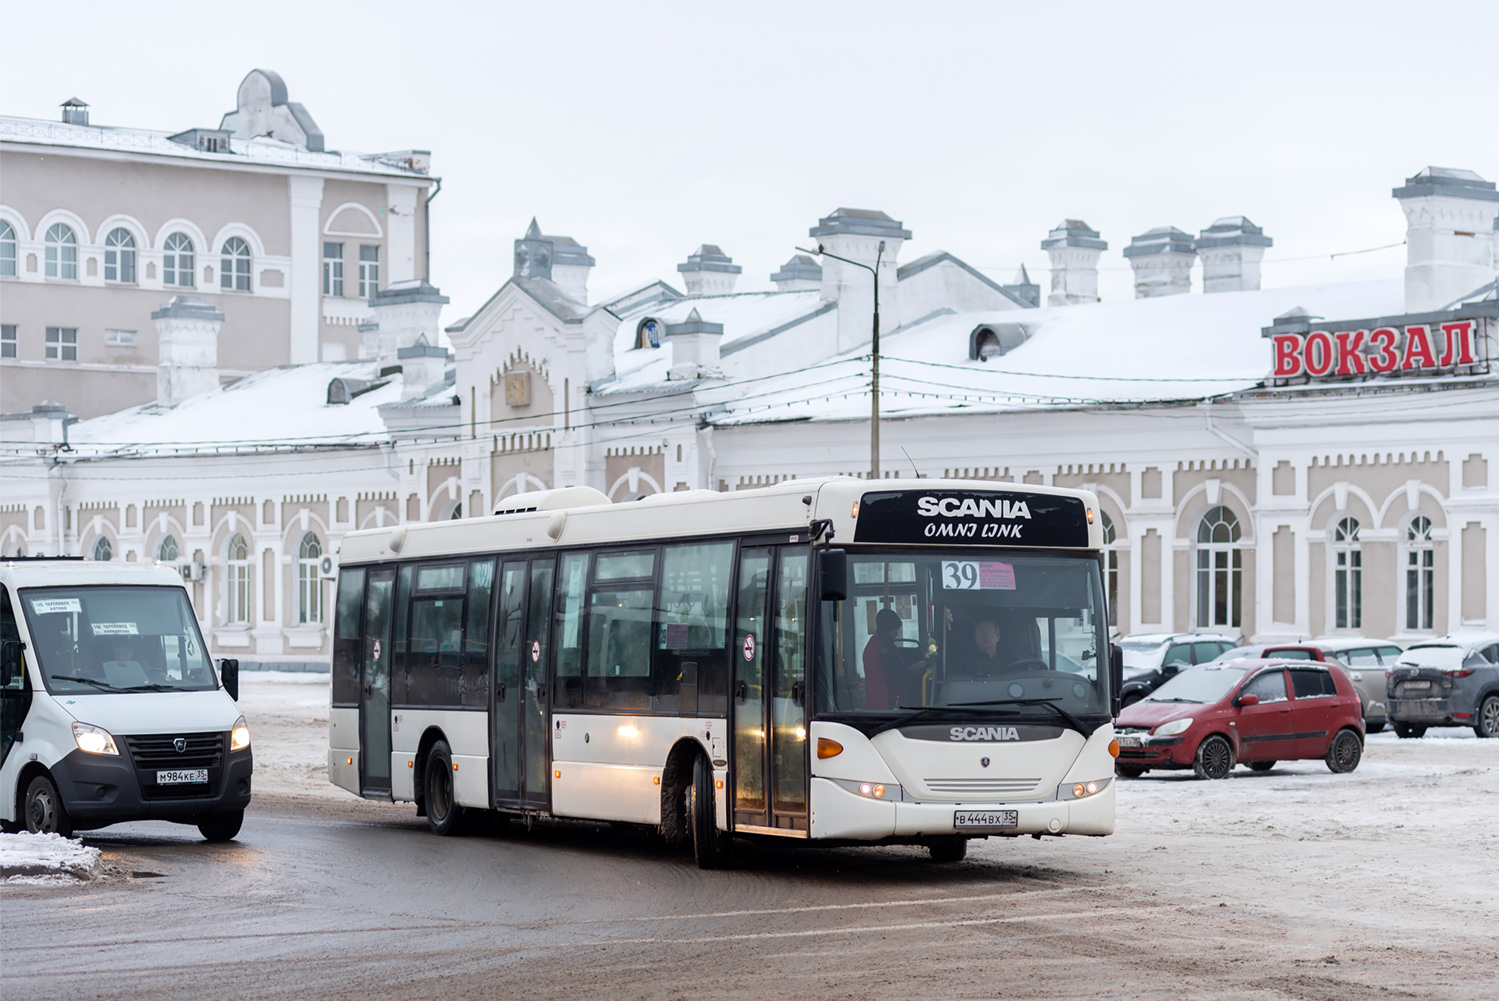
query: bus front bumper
[{"left": 810, "top": 776, "right": 1115, "bottom": 840}]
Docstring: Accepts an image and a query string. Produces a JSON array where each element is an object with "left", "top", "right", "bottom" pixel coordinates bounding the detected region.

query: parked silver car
[
  {"left": 1304, "top": 638, "right": 1405, "bottom": 733},
  {"left": 1386, "top": 633, "right": 1499, "bottom": 739}
]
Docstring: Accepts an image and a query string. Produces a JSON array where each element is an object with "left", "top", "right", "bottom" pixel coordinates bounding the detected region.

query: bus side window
[
  {"left": 462, "top": 559, "right": 495, "bottom": 708},
  {"left": 390, "top": 565, "right": 412, "bottom": 705},
  {"left": 331, "top": 571, "right": 366, "bottom": 706},
  {"left": 553, "top": 552, "right": 589, "bottom": 708},
  {"left": 655, "top": 542, "right": 734, "bottom": 716}
]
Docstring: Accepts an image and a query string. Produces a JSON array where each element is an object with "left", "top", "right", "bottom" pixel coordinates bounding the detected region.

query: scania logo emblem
[
  {"left": 980, "top": 757, "right": 990, "bottom": 768},
  {"left": 173, "top": 737, "right": 187, "bottom": 753}
]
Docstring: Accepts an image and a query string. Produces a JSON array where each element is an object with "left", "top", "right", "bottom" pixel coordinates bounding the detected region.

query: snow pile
[{"left": 1, "top": 832, "right": 105, "bottom": 884}]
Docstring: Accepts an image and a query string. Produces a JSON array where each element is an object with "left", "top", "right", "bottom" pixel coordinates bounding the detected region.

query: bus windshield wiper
[
  {"left": 50, "top": 674, "right": 126, "bottom": 693},
  {"left": 949, "top": 697, "right": 1099, "bottom": 737}
]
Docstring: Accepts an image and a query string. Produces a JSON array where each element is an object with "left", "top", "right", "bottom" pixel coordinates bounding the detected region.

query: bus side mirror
[
  {"left": 0, "top": 640, "right": 24, "bottom": 687},
  {"left": 819, "top": 548, "right": 847, "bottom": 602},
  {"left": 220, "top": 658, "right": 239, "bottom": 702},
  {"left": 1110, "top": 643, "right": 1123, "bottom": 717}
]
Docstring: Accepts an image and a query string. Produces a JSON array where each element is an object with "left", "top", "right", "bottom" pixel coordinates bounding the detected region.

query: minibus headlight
[
  {"left": 73, "top": 721, "right": 119, "bottom": 755},
  {"left": 230, "top": 716, "right": 251, "bottom": 752},
  {"left": 1153, "top": 717, "right": 1194, "bottom": 737}
]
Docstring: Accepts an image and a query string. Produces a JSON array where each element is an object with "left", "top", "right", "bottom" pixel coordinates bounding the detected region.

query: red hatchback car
[{"left": 1113, "top": 659, "right": 1365, "bottom": 779}]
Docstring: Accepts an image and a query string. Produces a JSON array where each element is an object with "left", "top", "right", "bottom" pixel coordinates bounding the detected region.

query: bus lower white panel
[
  {"left": 552, "top": 714, "right": 727, "bottom": 769},
  {"left": 552, "top": 762, "right": 663, "bottom": 825},
  {"left": 1062, "top": 782, "right": 1115, "bottom": 835},
  {"left": 808, "top": 721, "right": 899, "bottom": 784},
  {"left": 390, "top": 708, "right": 489, "bottom": 760},
  {"left": 452, "top": 754, "right": 488, "bottom": 810},
  {"left": 391, "top": 753, "right": 415, "bottom": 802},
  {"left": 893, "top": 800, "right": 1068, "bottom": 837},
  {"left": 328, "top": 707, "right": 360, "bottom": 794},
  {"left": 809, "top": 777, "right": 896, "bottom": 840}
]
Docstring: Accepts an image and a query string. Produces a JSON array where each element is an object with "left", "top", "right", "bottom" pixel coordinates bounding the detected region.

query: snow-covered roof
[
  {"left": 65, "top": 360, "right": 406, "bottom": 456},
  {"left": 0, "top": 115, "right": 432, "bottom": 181},
  {"left": 705, "top": 279, "right": 1409, "bottom": 426}
]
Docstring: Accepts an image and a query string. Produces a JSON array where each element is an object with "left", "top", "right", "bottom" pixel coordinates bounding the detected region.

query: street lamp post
[{"left": 798, "top": 240, "right": 885, "bottom": 479}]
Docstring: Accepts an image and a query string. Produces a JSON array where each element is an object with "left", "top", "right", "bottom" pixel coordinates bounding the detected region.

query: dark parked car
[
  {"left": 1116, "top": 633, "right": 1237, "bottom": 708},
  {"left": 1114, "top": 659, "right": 1365, "bottom": 779},
  {"left": 1386, "top": 633, "right": 1499, "bottom": 739}
]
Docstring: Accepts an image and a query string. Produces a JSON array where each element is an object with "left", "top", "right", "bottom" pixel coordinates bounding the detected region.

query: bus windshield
[
  {"left": 817, "top": 551, "right": 1110, "bottom": 718},
  {"left": 21, "top": 586, "right": 219, "bottom": 695}
]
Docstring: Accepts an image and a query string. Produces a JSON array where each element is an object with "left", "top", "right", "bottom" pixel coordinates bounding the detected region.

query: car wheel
[
  {"left": 1325, "top": 728, "right": 1363, "bottom": 773},
  {"left": 23, "top": 775, "right": 72, "bottom": 837},
  {"left": 424, "top": 739, "right": 466, "bottom": 836},
  {"left": 1247, "top": 761, "right": 1275, "bottom": 772},
  {"left": 927, "top": 836, "right": 968, "bottom": 863},
  {"left": 1364, "top": 721, "right": 1385, "bottom": 735},
  {"left": 1475, "top": 696, "right": 1499, "bottom": 739},
  {"left": 197, "top": 810, "right": 244, "bottom": 842},
  {"left": 686, "top": 753, "right": 731, "bottom": 869},
  {"left": 1114, "top": 764, "right": 1146, "bottom": 779},
  {"left": 1192, "top": 735, "right": 1235, "bottom": 780},
  {"left": 1393, "top": 722, "right": 1427, "bottom": 739}
]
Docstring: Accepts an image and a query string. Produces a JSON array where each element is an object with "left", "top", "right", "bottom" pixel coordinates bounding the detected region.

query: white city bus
[{"left": 329, "top": 477, "right": 1122, "bottom": 866}]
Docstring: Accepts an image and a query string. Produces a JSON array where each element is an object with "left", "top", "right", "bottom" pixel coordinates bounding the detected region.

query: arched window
[
  {"left": 1405, "top": 516, "right": 1434, "bottom": 632},
  {"left": 1195, "top": 505, "right": 1242, "bottom": 630},
  {"left": 226, "top": 533, "right": 250, "bottom": 624},
  {"left": 105, "top": 228, "right": 137, "bottom": 283},
  {"left": 92, "top": 536, "right": 113, "bottom": 561},
  {"left": 220, "top": 237, "right": 251, "bottom": 291},
  {"left": 158, "top": 535, "right": 179, "bottom": 563},
  {"left": 297, "top": 532, "right": 323, "bottom": 624},
  {"left": 163, "top": 232, "right": 195, "bottom": 287},
  {"left": 1100, "top": 511, "right": 1120, "bottom": 628},
  {"left": 45, "top": 223, "right": 77, "bottom": 279},
  {"left": 0, "top": 220, "right": 16, "bottom": 276},
  {"left": 1332, "top": 517, "right": 1361, "bottom": 630}
]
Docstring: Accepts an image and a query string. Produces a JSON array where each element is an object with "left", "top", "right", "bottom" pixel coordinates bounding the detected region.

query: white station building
[{"left": 2, "top": 166, "right": 1495, "bottom": 666}]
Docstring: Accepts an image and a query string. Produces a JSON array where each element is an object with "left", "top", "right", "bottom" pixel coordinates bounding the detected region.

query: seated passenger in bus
[{"left": 863, "top": 608, "right": 920, "bottom": 710}]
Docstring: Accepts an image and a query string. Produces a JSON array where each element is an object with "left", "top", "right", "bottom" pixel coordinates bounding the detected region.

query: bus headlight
[
  {"left": 73, "top": 721, "right": 119, "bottom": 755},
  {"left": 1153, "top": 717, "right": 1194, "bottom": 737},
  {"left": 230, "top": 716, "right": 251, "bottom": 751}
]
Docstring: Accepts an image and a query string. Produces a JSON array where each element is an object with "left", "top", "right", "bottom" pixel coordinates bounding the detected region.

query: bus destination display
[{"left": 853, "top": 490, "right": 1090, "bottom": 548}]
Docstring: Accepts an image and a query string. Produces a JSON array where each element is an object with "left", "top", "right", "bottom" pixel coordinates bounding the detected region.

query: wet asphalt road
[{"left": 6, "top": 791, "right": 1497, "bottom": 1001}]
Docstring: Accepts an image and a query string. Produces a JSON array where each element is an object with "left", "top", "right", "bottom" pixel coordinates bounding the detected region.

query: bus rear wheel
[
  {"left": 686, "top": 754, "right": 731, "bottom": 869},
  {"left": 424, "top": 739, "right": 466, "bottom": 836}
]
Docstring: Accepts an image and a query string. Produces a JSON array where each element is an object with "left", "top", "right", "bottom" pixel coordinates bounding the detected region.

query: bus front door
[
  {"left": 492, "top": 558, "right": 553, "bottom": 810},
  {"left": 732, "top": 546, "right": 809, "bottom": 834},
  {"left": 360, "top": 568, "right": 395, "bottom": 796}
]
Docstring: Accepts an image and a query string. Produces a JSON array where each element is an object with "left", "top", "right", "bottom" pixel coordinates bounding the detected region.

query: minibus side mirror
[
  {"left": 819, "top": 548, "right": 848, "bottom": 602},
  {"left": 0, "top": 640, "right": 24, "bottom": 687},
  {"left": 1110, "top": 643, "right": 1123, "bottom": 718},
  {"left": 220, "top": 658, "right": 239, "bottom": 702}
]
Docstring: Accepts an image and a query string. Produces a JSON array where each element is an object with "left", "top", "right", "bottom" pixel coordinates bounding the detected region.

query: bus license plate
[
  {"left": 954, "top": 810, "right": 1018, "bottom": 830},
  {"left": 157, "top": 768, "right": 208, "bottom": 785}
]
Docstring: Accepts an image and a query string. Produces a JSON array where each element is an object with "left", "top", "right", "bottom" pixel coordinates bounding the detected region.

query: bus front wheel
[
  {"left": 424, "top": 740, "right": 466, "bottom": 836},
  {"left": 928, "top": 836, "right": 968, "bottom": 863},
  {"left": 686, "top": 754, "right": 731, "bottom": 869}
]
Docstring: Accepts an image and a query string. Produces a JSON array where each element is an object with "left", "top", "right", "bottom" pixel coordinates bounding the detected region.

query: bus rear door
[{"left": 492, "top": 558, "right": 553, "bottom": 810}]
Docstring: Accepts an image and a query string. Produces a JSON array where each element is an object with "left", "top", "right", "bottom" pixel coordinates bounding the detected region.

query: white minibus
[
  {"left": 0, "top": 558, "right": 251, "bottom": 840},
  {"left": 330, "top": 477, "right": 1122, "bottom": 867}
]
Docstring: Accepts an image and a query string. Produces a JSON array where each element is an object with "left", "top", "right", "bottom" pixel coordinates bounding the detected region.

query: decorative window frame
[{"left": 1328, "top": 515, "right": 1363, "bottom": 632}]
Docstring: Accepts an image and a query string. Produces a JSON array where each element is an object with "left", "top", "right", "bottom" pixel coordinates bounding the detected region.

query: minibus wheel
[
  {"left": 24, "top": 775, "right": 72, "bottom": 837},
  {"left": 198, "top": 810, "right": 244, "bottom": 842},
  {"left": 686, "top": 754, "right": 731, "bottom": 869},
  {"left": 424, "top": 739, "right": 465, "bottom": 836}
]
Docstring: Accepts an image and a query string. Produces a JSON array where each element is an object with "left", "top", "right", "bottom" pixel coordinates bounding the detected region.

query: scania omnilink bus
[{"left": 329, "top": 477, "right": 1122, "bottom": 867}]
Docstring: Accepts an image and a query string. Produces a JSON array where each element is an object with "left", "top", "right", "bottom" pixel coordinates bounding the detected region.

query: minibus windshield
[
  {"left": 816, "top": 551, "right": 1110, "bottom": 721},
  {"left": 21, "top": 586, "right": 219, "bottom": 694}
]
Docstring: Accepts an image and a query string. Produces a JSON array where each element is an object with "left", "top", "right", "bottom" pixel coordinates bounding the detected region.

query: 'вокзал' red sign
[{"left": 1269, "top": 319, "right": 1480, "bottom": 379}]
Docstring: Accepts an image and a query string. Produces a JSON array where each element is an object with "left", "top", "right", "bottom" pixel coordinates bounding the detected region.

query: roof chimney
[
  {"left": 1123, "top": 226, "right": 1196, "bottom": 298},
  {"left": 1393, "top": 167, "right": 1499, "bottom": 312},
  {"left": 770, "top": 254, "right": 823, "bottom": 292},
  {"left": 364, "top": 279, "right": 449, "bottom": 369},
  {"left": 1041, "top": 220, "right": 1106, "bottom": 306},
  {"left": 152, "top": 296, "right": 222, "bottom": 406},
  {"left": 809, "top": 208, "right": 910, "bottom": 353},
  {"left": 60, "top": 98, "right": 89, "bottom": 126},
  {"left": 396, "top": 334, "right": 450, "bottom": 401},
  {"left": 1196, "top": 217, "right": 1272, "bottom": 293},
  {"left": 677, "top": 245, "right": 742, "bottom": 296},
  {"left": 665, "top": 308, "right": 724, "bottom": 381}
]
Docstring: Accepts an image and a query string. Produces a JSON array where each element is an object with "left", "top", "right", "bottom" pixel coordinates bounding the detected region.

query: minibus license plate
[
  {"left": 954, "top": 810, "right": 1017, "bottom": 830},
  {"left": 157, "top": 768, "right": 208, "bottom": 785}
]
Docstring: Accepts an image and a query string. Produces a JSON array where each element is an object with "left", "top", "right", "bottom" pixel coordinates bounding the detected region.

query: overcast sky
[{"left": 3, "top": 1, "right": 1495, "bottom": 320}]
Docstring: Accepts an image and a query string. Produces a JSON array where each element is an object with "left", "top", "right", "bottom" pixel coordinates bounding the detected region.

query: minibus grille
[
  {"left": 923, "top": 777, "right": 1042, "bottom": 799},
  {"left": 123, "top": 732, "right": 225, "bottom": 800}
]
